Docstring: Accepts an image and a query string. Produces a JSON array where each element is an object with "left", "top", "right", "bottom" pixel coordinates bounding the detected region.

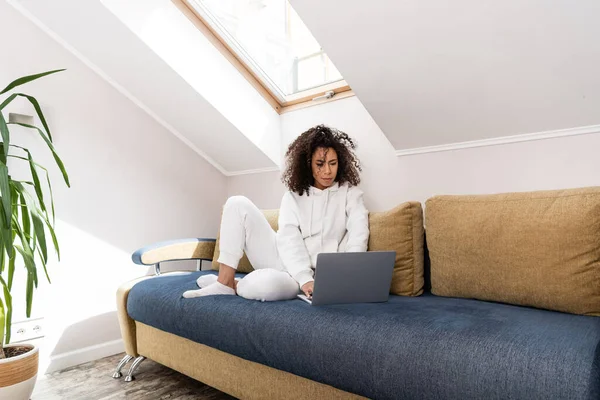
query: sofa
[{"left": 115, "top": 187, "right": 600, "bottom": 400}]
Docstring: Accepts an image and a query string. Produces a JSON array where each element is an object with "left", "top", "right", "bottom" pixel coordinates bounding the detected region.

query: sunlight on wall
[
  {"left": 25, "top": 219, "right": 144, "bottom": 374},
  {"left": 101, "top": 0, "right": 281, "bottom": 167}
]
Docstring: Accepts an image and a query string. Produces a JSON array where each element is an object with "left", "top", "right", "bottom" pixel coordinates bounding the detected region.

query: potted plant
[{"left": 0, "top": 70, "right": 70, "bottom": 400}]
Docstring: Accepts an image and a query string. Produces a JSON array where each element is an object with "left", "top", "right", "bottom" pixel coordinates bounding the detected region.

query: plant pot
[{"left": 0, "top": 344, "right": 39, "bottom": 400}]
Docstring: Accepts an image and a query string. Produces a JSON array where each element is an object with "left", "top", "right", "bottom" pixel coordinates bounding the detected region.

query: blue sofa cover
[{"left": 127, "top": 271, "right": 600, "bottom": 400}]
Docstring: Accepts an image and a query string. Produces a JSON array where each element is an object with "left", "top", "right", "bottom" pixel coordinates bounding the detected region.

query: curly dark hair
[{"left": 281, "top": 124, "right": 362, "bottom": 196}]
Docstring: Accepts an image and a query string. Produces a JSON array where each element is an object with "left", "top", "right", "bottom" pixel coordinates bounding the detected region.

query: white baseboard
[
  {"left": 44, "top": 339, "right": 124, "bottom": 374},
  {"left": 395, "top": 124, "right": 600, "bottom": 157}
]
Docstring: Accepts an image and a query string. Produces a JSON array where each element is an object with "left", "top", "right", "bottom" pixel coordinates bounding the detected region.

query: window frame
[{"left": 173, "top": 0, "right": 354, "bottom": 114}]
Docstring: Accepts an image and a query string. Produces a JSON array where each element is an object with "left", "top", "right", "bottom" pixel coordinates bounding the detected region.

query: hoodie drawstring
[
  {"left": 309, "top": 195, "right": 313, "bottom": 240},
  {"left": 320, "top": 189, "right": 329, "bottom": 253}
]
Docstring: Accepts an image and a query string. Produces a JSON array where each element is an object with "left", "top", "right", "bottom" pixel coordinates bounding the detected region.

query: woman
[{"left": 183, "top": 125, "right": 369, "bottom": 301}]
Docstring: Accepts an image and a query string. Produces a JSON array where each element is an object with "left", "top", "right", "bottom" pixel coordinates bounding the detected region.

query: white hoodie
[{"left": 276, "top": 182, "right": 370, "bottom": 287}]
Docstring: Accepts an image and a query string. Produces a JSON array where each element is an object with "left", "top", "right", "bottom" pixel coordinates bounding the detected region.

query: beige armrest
[
  {"left": 131, "top": 238, "right": 216, "bottom": 266},
  {"left": 116, "top": 276, "right": 155, "bottom": 356},
  {"left": 118, "top": 270, "right": 204, "bottom": 356},
  {"left": 121, "top": 238, "right": 216, "bottom": 354}
]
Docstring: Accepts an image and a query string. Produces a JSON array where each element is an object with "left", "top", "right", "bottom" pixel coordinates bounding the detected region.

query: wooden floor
[{"left": 32, "top": 353, "right": 236, "bottom": 400}]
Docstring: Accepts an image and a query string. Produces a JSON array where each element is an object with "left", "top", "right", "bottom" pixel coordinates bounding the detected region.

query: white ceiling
[
  {"left": 291, "top": 0, "right": 600, "bottom": 150},
  {"left": 13, "top": 0, "right": 279, "bottom": 175}
]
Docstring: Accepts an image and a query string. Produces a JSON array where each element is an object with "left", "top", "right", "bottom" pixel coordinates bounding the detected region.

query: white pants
[{"left": 218, "top": 196, "right": 299, "bottom": 301}]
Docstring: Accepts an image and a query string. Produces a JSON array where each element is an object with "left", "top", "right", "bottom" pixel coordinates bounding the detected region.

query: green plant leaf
[
  {"left": 12, "top": 181, "right": 53, "bottom": 263},
  {"left": 26, "top": 151, "right": 47, "bottom": 214},
  {"left": 8, "top": 151, "right": 53, "bottom": 222},
  {"left": 13, "top": 216, "right": 38, "bottom": 286},
  {"left": 15, "top": 244, "right": 37, "bottom": 291},
  {"left": 43, "top": 214, "right": 60, "bottom": 261},
  {"left": 0, "top": 297, "right": 5, "bottom": 349},
  {"left": 18, "top": 94, "right": 53, "bottom": 142},
  {"left": 0, "top": 69, "right": 65, "bottom": 95},
  {"left": 13, "top": 182, "right": 34, "bottom": 250},
  {"left": 19, "top": 192, "right": 32, "bottom": 248},
  {"left": 0, "top": 112, "right": 9, "bottom": 163},
  {"left": 32, "top": 227, "right": 37, "bottom": 251},
  {"left": 32, "top": 212, "right": 47, "bottom": 265},
  {"left": 0, "top": 164, "right": 11, "bottom": 228},
  {"left": 10, "top": 146, "right": 47, "bottom": 215},
  {"left": 13, "top": 209, "right": 35, "bottom": 268},
  {"left": 0, "top": 210, "right": 12, "bottom": 260},
  {"left": 25, "top": 272, "right": 33, "bottom": 318},
  {"left": 10, "top": 184, "right": 17, "bottom": 224},
  {"left": 0, "top": 248, "right": 4, "bottom": 275},
  {"left": 10, "top": 123, "right": 70, "bottom": 187},
  {"left": 0, "top": 93, "right": 16, "bottom": 111},
  {"left": 0, "top": 276, "right": 12, "bottom": 344},
  {"left": 35, "top": 245, "right": 51, "bottom": 284},
  {"left": 47, "top": 170, "right": 55, "bottom": 225},
  {"left": 7, "top": 254, "right": 15, "bottom": 291},
  {"left": 0, "top": 94, "right": 55, "bottom": 142},
  {"left": 17, "top": 237, "right": 38, "bottom": 317}
]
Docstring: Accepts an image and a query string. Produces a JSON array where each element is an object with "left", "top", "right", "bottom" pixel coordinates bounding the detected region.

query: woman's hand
[{"left": 301, "top": 281, "right": 314, "bottom": 297}]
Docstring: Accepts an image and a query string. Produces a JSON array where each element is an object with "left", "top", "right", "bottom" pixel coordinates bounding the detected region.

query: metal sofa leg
[
  {"left": 112, "top": 354, "right": 134, "bottom": 379},
  {"left": 124, "top": 356, "right": 146, "bottom": 382}
]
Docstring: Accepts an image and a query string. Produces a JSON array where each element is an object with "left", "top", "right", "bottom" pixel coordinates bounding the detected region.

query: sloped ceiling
[
  {"left": 12, "top": 0, "right": 279, "bottom": 175},
  {"left": 291, "top": 0, "right": 600, "bottom": 150}
]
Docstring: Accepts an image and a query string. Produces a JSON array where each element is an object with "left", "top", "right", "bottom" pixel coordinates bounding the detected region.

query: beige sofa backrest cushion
[
  {"left": 212, "top": 202, "right": 425, "bottom": 296},
  {"left": 368, "top": 202, "right": 424, "bottom": 296},
  {"left": 425, "top": 186, "right": 600, "bottom": 316}
]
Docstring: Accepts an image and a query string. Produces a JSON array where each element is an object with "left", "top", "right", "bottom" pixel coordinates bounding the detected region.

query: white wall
[
  {"left": 226, "top": 172, "right": 285, "bottom": 210},
  {"left": 228, "top": 96, "right": 600, "bottom": 212},
  {"left": 1, "top": 1, "right": 227, "bottom": 373}
]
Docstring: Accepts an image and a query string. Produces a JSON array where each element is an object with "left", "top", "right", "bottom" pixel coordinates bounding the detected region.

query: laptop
[{"left": 297, "top": 251, "right": 396, "bottom": 306}]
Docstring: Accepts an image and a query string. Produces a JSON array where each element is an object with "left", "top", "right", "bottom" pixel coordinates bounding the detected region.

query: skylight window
[{"left": 180, "top": 0, "right": 351, "bottom": 112}]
